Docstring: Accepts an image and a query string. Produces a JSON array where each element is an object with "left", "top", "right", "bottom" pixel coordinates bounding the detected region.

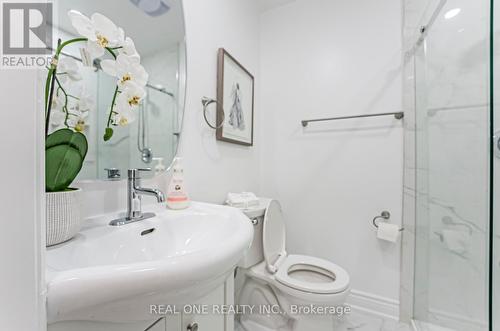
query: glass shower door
[
  {"left": 412, "top": 0, "right": 491, "bottom": 330},
  {"left": 493, "top": 0, "right": 500, "bottom": 329}
]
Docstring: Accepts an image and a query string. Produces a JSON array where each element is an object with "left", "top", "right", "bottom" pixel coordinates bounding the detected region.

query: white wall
[
  {"left": 178, "top": 0, "right": 261, "bottom": 203},
  {"left": 0, "top": 70, "right": 45, "bottom": 330},
  {"left": 259, "top": 0, "right": 404, "bottom": 307}
]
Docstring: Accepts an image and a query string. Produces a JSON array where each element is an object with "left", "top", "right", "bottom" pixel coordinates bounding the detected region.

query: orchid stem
[
  {"left": 104, "top": 47, "right": 118, "bottom": 131},
  {"left": 45, "top": 39, "right": 62, "bottom": 136},
  {"left": 45, "top": 38, "right": 87, "bottom": 111},
  {"left": 54, "top": 75, "right": 70, "bottom": 128},
  {"left": 45, "top": 37, "right": 87, "bottom": 135},
  {"left": 107, "top": 86, "right": 119, "bottom": 127}
]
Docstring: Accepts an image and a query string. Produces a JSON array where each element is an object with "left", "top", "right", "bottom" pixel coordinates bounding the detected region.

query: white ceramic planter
[{"left": 46, "top": 188, "right": 82, "bottom": 246}]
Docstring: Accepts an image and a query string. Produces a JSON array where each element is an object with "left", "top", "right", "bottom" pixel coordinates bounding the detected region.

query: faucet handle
[
  {"left": 104, "top": 168, "right": 121, "bottom": 180},
  {"left": 128, "top": 168, "right": 151, "bottom": 179}
]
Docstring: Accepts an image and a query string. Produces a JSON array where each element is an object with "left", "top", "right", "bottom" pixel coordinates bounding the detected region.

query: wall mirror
[{"left": 50, "top": 0, "right": 186, "bottom": 180}]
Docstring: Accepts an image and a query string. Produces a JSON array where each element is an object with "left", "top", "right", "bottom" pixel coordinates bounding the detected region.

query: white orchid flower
[
  {"left": 120, "top": 37, "right": 140, "bottom": 61},
  {"left": 74, "top": 119, "right": 86, "bottom": 132},
  {"left": 112, "top": 82, "right": 145, "bottom": 126},
  {"left": 113, "top": 108, "right": 137, "bottom": 127},
  {"left": 116, "top": 81, "right": 146, "bottom": 111},
  {"left": 66, "top": 105, "right": 89, "bottom": 132},
  {"left": 68, "top": 10, "right": 124, "bottom": 58},
  {"left": 57, "top": 57, "right": 82, "bottom": 83},
  {"left": 69, "top": 111, "right": 88, "bottom": 133},
  {"left": 100, "top": 54, "right": 148, "bottom": 88}
]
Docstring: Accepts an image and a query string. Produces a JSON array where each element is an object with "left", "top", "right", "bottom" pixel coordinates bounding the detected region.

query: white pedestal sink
[{"left": 46, "top": 202, "right": 253, "bottom": 324}]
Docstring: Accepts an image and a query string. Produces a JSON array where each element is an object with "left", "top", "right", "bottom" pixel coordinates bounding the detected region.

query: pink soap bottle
[{"left": 166, "top": 157, "right": 190, "bottom": 210}]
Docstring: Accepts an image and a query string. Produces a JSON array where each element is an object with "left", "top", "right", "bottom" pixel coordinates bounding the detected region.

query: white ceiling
[
  {"left": 258, "top": 0, "right": 296, "bottom": 13},
  {"left": 54, "top": 0, "right": 185, "bottom": 55}
]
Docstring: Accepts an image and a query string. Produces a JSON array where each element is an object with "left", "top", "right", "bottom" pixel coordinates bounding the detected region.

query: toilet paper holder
[{"left": 372, "top": 211, "right": 404, "bottom": 232}]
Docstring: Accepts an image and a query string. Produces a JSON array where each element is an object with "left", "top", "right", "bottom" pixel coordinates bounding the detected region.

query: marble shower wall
[{"left": 402, "top": 0, "right": 490, "bottom": 330}]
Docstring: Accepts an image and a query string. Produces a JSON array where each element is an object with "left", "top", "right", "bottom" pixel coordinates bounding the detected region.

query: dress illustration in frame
[{"left": 216, "top": 48, "right": 254, "bottom": 146}]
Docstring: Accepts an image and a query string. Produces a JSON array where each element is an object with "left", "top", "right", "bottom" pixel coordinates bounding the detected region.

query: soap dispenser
[
  {"left": 153, "top": 157, "right": 166, "bottom": 175},
  {"left": 166, "top": 157, "right": 190, "bottom": 210}
]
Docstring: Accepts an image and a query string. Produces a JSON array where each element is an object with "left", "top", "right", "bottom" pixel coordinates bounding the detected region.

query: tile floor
[
  {"left": 333, "top": 309, "right": 412, "bottom": 331},
  {"left": 235, "top": 307, "right": 413, "bottom": 331}
]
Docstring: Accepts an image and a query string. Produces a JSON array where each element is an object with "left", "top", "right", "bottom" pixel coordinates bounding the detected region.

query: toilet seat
[
  {"left": 262, "top": 200, "right": 287, "bottom": 274},
  {"left": 262, "top": 201, "right": 350, "bottom": 295},
  {"left": 275, "top": 254, "right": 349, "bottom": 294}
]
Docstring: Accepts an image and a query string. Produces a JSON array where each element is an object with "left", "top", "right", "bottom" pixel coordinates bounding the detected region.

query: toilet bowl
[{"left": 236, "top": 199, "right": 350, "bottom": 331}]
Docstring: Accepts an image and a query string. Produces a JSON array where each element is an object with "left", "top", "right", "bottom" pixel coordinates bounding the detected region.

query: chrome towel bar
[{"left": 301, "top": 111, "right": 404, "bottom": 127}]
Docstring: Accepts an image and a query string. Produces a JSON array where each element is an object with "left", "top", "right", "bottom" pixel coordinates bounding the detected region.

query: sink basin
[{"left": 46, "top": 202, "right": 253, "bottom": 324}]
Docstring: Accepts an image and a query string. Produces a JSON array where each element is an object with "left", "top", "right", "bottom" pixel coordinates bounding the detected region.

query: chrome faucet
[{"left": 110, "top": 168, "right": 165, "bottom": 226}]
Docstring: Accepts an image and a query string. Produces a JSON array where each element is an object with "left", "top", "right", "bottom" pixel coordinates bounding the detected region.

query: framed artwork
[{"left": 216, "top": 48, "right": 255, "bottom": 146}]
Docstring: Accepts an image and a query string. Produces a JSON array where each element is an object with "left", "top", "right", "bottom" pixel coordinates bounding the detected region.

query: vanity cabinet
[
  {"left": 48, "top": 273, "right": 235, "bottom": 331},
  {"left": 165, "top": 274, "right": 234, "bottom": 331}
]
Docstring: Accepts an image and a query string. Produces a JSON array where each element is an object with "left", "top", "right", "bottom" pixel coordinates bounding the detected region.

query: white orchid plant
[
  {"left": 44, "top": 10, "right": 149, "bottom": 192},
  {"left": 45, "top": 10, "right": 148, "bottom": 141}
]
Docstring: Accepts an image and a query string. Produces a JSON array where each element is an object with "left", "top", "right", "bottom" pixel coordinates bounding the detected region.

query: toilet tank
[{"left": 236, "top": 198, "right": 271, "bottom": 268}]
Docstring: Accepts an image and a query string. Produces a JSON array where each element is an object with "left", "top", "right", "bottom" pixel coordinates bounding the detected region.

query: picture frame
[{"left": 216, "top": 48, "right": 255, "bottom": 146}]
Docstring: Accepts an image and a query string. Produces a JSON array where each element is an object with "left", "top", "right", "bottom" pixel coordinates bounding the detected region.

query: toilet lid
[{"left": 263, "top": 200, "right": 287, "bottom": 270}]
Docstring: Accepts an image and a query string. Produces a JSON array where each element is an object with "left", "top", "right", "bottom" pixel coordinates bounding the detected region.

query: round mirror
[{"left": 50, "top": 0, "right": 186, "bottom": 180}]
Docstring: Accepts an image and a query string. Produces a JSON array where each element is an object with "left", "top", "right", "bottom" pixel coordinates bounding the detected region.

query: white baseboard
[
  {"left": 427, "top": 308, "right": 487, "bottom": 331},
  {"left": 411, "top": 310, "right": 486, "bottom": 331},
  {"left": 346, "top": 289, "right": 400, "bottom": 320}
]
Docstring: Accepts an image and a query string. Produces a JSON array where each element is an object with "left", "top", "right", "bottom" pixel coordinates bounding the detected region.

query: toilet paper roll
[{"left": 377, "top": 223, "right": 400, "bottom": 242}]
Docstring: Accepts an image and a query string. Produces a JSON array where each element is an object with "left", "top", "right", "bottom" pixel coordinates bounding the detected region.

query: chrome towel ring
[{"left": 201, "top": 96, "right": 225, "bottom": 129}]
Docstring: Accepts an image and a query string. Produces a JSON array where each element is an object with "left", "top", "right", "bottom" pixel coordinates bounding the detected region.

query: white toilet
[{"left": 235, "top": 199, "right": 351, "bottom": 331}]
